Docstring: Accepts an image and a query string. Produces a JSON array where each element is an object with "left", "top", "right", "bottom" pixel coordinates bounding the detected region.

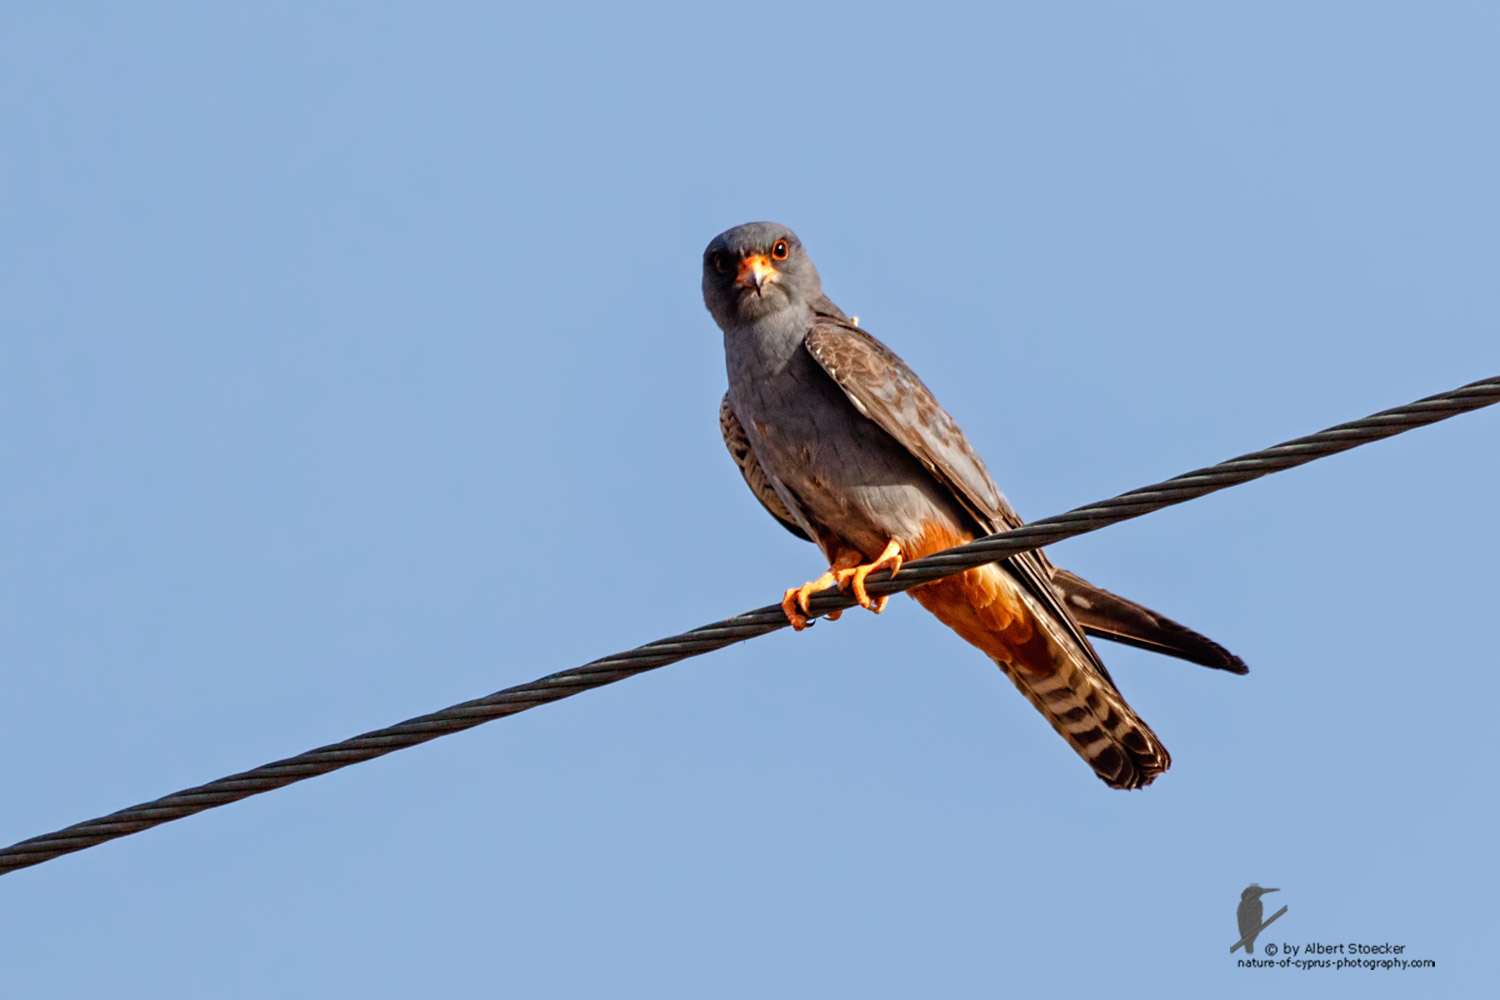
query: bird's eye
[
  {"left": 771, "top": 239, "right": 789, "bottom": 261},
  {"left": 712, "top": 252, "right": 730, "bottom": 274}
]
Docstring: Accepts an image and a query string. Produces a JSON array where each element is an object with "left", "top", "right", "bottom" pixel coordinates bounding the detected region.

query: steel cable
[{"left": 1, "top": 375, "right": 1496, "bottom": 876}]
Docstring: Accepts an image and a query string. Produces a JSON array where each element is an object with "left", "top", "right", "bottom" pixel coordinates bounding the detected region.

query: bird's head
[
  {"left": 701, "top": 222, "right": 824, "bottom": 328},
  {"left": 1241, "top": 885, "right": 1279, "bottom": 901}
]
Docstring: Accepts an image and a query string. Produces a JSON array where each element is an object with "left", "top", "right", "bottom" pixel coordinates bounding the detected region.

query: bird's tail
[{"left": 911, "top": 561, "right": 1170, "bottom": 789}]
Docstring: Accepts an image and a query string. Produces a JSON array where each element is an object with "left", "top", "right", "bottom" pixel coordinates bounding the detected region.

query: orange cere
[
  {"left": 906, "top": 521, "right": 1057, "bottom": 677},
  {"left": 736, "top": 254, "right": 775, "bottom": 287}
]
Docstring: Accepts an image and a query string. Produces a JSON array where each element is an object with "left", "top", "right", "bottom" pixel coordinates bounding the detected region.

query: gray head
[
  {"left": 1240, "top": 885, "right": 1279, "bottom": 902},
  {"left": 701, "top": 222, "right": 825, "bottom": 328}
]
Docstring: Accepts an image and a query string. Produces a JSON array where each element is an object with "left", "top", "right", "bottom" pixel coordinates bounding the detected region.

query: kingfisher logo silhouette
[{"left": 1231, "top": 884, "right": 1287, "bottom": 953}]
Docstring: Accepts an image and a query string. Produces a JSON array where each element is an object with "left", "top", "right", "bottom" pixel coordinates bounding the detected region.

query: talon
[
  {"left": 781, "top": 569, "right": 840, "bottom": 630},
  {"left": 834, "top": 540, "right": 905, "bottom": 613},
  {"left": 781, "top": 589, "right": 811, "bottom": 631}
]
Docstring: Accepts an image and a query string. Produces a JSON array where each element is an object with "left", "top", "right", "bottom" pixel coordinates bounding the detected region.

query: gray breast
[{"left": 723, "top": 315, "right": 968, "bottom": 555}]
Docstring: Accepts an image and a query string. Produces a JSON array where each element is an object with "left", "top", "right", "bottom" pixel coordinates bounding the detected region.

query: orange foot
[
  {"left": 781, "top": 572, "right": 839, "bottom": 632},
  {"left": 781, "top": 550, "right": 865, "bottom": 631},
  {"left": 834, "top": 540, "right": 905, "bottom": 613}
]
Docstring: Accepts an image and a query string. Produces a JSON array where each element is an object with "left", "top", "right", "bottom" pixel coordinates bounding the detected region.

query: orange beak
[{"left": 736, "top": 254, "right": 777, "bottom": 291}]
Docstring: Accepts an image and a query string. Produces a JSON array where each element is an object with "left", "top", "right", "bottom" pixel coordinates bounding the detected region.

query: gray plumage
[
  {"left": 704, "top": 221, "right": 1243, "bottom": 788},
  {"left": 724, "top": 392, "right": 1245, "bottom": 674}
]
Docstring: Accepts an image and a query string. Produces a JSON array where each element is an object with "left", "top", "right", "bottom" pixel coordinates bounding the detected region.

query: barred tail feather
[
  {"left": 991, "top": 647, "right": 1170, "bottom": 789},
  {"left": 911, "top": 561, "right": 1170, "bottom": 789}
]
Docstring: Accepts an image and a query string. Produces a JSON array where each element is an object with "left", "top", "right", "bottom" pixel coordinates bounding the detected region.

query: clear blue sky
[{"left": 3, "top": 4, "right": 1497, "bottom": 997}]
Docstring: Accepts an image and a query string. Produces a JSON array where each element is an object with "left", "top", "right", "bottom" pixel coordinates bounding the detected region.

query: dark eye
[
  {"left": 712, "top": 252, "right": 730, "bottom": 274},
  {"left": 771, "top": 239, "right": 789, "bottom": 261}
]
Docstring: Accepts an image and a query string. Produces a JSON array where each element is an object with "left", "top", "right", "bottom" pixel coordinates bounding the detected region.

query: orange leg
[
  {"left": 781, "top": 550, "right": 863, "bottom": 631},
  {"left": 834, "top": 539, "right": 905, "bottom": 613}
]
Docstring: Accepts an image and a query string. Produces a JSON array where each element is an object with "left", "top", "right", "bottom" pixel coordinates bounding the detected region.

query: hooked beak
[{"left": 736, "top": 254, "right": 777, "bottom": 292}]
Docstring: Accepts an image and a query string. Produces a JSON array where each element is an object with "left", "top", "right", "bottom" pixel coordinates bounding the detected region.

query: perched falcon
[{"left": 703, "top": 221, "right": 1245, "bottom": 789}]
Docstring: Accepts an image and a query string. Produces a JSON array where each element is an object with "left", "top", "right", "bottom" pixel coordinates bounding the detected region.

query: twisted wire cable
[{"left": 2, "top": 375, "right": 1496, "bottom": 876}]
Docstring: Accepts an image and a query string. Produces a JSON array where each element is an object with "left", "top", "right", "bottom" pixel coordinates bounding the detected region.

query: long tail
[{"left": 911, "top": 562, "right": 1170, "bottom": 789}]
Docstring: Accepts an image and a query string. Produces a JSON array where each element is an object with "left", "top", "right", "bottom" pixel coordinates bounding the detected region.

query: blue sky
[{"left": 3, "top": 4, "right": 1497, "bottom": 997}]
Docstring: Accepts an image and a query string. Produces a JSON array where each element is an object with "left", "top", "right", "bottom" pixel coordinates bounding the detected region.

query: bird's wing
[
  {"left": 719, "top": 392, "right": 811, "bottom": 542},
  {"left": 803, "top": 321, "right": 1115, "bottom": 685},
  {"left": 1049, "top": 567, "right": 1248, "bottom": 674},
  {"left": 1237, "top": 901, "right": 1262, "bottom": 942}
]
